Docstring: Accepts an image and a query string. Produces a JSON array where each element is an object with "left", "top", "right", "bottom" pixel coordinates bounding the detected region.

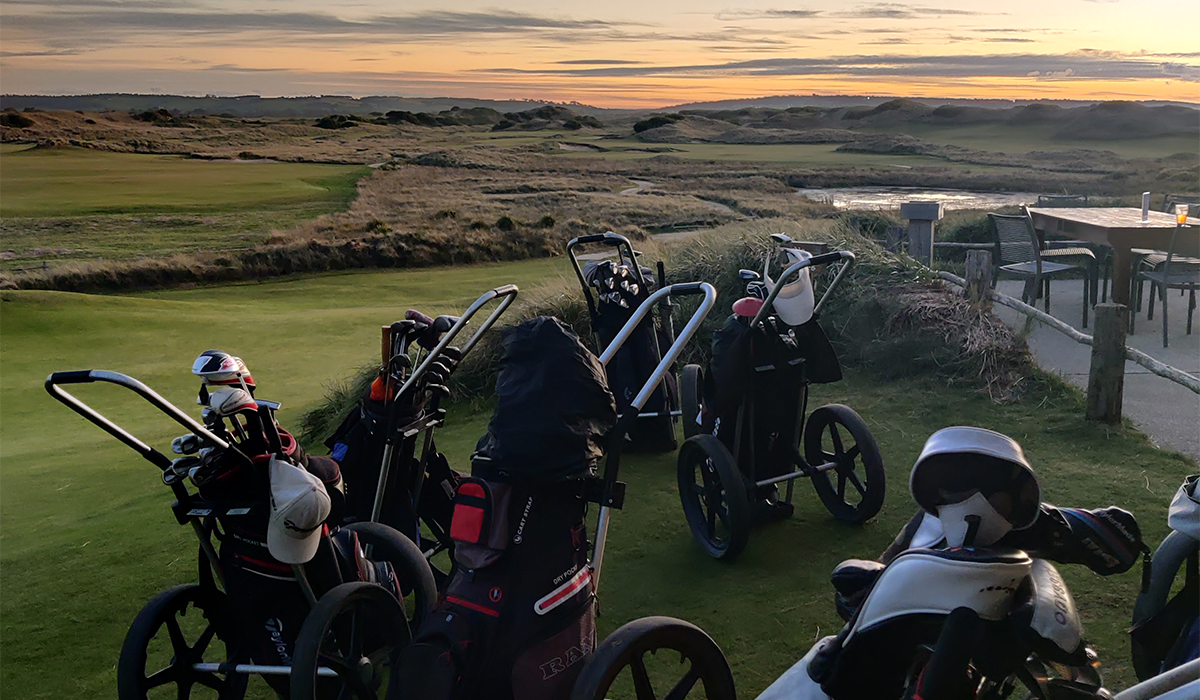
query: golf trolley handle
[
  {"left": 598, "top": 281, "right": 716, "bottom": 412},
  {"left": 750, "top": 249, "right": 855, "bottom": 327},
  {"left": 392, "top": 285, "right": 519, "bottom": 400},
  {"left": 45, "top": 370, "right": 234, "bottom": 471},
  {"left": 590, "top": 281, "right": 717, "bottom": 591}
]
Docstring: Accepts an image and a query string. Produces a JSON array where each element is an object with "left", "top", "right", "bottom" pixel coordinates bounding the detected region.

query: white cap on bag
[
  {"left": 267, "top": 456, "right": 331, "bottom": 564},
  {"left": 763, "top": 247, "right": 816, "bottom": 327}
]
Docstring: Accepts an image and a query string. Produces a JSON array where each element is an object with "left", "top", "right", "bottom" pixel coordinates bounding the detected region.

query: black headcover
[{"left": 472, "top": 317, "right": 618, "bottom": 482}]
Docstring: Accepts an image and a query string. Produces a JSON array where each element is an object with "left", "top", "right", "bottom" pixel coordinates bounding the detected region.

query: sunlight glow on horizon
[{"left": 2, "top": 1, "right": 1198, "bottom": 106}]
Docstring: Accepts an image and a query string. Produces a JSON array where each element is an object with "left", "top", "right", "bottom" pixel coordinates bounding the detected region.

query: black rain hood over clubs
[{"left": 471, "top": 316, "right": 618, "bottom": 482}]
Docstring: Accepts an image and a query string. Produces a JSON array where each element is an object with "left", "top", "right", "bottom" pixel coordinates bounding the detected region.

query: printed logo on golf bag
[
  {"left": 264, "top": 618, "right": 292, "bottom": 664},
  {"left": 538, "top": 639, "right": 594, "bottom": 680},
  {"left": 535, "top": 566, "right": 591, "bottom": 616}
]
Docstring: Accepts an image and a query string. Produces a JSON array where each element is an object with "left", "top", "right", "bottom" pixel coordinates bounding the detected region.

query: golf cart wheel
[
  {"left": 117, "top": 584, "right": 248, "bottom": 700},
  {"left": 803, "top": 404, "right": 885, "bottom": 524},
  {"left": 677, "top": 435, "right": 750, "bottom": 560},
  {"left": 569, "top": 616, "right": 737, "bottom": 700},
  {"left": 343, "top": 521, "right": 437, "bottom": 630},
  {"left": 680, "top": 364, "right": 704, "bottom": 439},
  {"left": 290, "top": 582, "right": 411, "bottom": 700}
]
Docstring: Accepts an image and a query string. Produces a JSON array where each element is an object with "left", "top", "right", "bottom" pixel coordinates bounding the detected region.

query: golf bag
[
  {"left": 324, "top": 382, "right": 458, "bottom": 544},
  {"left": 201, "top": 444, "right": 401, "bottom": 696},
  {"left": 396, "top": 317, "right": 617, "bottom": 700},
  {"left": 708, "top": 314, "right": 841, "bottom": 482},
  {"left": 584, "top": 259, "right": 677, "bottom": 453}
]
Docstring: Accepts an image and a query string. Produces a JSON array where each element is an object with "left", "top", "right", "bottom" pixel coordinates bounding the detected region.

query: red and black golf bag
[{"left": 395, "top": 317, "right": 618, "bottom": 700}]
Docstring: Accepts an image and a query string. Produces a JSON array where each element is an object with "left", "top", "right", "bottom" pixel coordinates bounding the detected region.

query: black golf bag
[
  {"left": 396, "top": 317, "right": 618, "bottom": 700},
  {"left": 199, "top": 444, "right": 401, "bottom": 696},
  {"left": 584, "top": 259, "right": 677, "bottom": 453},
  {"left": 324, "top": 382, "right": 459, "bottom": 546},
  {"left": 708, "top": 314, "right": 841, "bottom": 483}
]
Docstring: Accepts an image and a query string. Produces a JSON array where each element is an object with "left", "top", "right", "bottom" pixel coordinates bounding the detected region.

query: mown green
[{"left": 0, "top": 257, "right": 1192, "bottom": 699}]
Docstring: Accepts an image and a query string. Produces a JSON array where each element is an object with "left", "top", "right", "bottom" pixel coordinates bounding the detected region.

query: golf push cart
[
  {"left": 394, "top": 280, "right": 740, "bottom": 700},
  {"left": 46, "top": 363, "right": 434, "bottom": 700},
  {"left": 325, "top": 285, "right": 520, "bottom": 586},
  {"left": 677, "top": 233, "right": 885, "bottom": 560},
  {"left": 55, "top": 286, "right": 520, "bottom": 700},
  {"left": 567, "top": 232, "right": 681, "bottom": 454}
]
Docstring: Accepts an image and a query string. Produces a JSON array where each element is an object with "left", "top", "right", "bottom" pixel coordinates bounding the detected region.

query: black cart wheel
[
  {"left": 570, "top": 616, "right": 737, "bottom": 700},
  {"left": 678, "top": 435, "right": 751, "bottom": 560},
  {"left": 290, "top": 582, "right": 411, "bottom": 700},
  {"left": 680, "top": 364, "right": 704, "bottom": 439},
  {"left": 803, "top": 404, "right": 885, "bottom": 524},
  {"left": 118, "top": 584, "right": 248, "bottom": 700},
  {"left": 343, "top": 521, "right": 437, "bottom": 630}
]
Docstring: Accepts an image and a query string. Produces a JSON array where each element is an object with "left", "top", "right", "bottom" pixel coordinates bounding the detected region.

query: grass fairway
[
  {"left": 0, "top": 145, "right": 366, "bottom": 270},
  {"left": 0, "top": 145, "right": 365, "bottom": 217},
  {"left": 1, "top": 259, "right": 1193, "bottom": 699}
]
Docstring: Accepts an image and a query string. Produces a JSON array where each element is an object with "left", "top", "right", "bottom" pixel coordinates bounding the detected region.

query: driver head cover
[
  {"left": 207, "top": 386, "right": 257, "bottom": 417},
  {"left": 763, "top": 247, "right": 815, "bottom": 327},
  {"left": 192, "top": 350, "right": 255, "bottom": 393},
  {"left": 268, "top": 457, "right": 331, "bottom": 564},
  {"left": 910, "top": 427, "right": 1040, "bottom": 548}
]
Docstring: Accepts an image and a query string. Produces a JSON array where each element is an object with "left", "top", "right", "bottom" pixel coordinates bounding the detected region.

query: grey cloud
[
  {"left": 477, "top": 52, "right": 1200, "bottom": 82},
  {"left": 554, "top": 59, "right": 646, "bottom": 65},
  {"left": 0, "top": 49, "right": 83, "bottom": 57},
  {"left": 2, "top": 8, "right": 621, "bottom": 41},
  {"left": 715, "top": 10, "right": 823, "bottom": 20},
  {"left": 834, "top": 4, "right": 983, "bottom": 18}
]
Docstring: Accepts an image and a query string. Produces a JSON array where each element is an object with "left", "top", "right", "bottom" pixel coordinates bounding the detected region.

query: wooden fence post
[
  {"left": 1087, "top": 304, "right": 1130, "bottom": 423},
  {"left": 885, "top": 226, "right": 906, "bottom": 253},
  {"left": 965, "top": 249, "right": 993, "bottom": 310}
]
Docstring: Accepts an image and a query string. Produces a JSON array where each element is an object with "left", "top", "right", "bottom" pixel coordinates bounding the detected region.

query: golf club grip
[
  {"left": 810, "top": 250, "right": 854, "bottom": 267},
  {"left": 916, "top": 607, "right": 983, "bottom": 700},
  {"left": 48, "top": 370, "right": 95, "bottom": 385}
]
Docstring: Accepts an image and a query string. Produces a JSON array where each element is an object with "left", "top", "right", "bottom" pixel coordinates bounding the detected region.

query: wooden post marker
[
  {"left": 965, "top": 249, "right": 993, "bottom": 310},
  {"left": 885, "top": 226, "right": 906, "bottom": 253},
  {"left": 1086, "top": 304, "right": 1130, "bottom": 423}
]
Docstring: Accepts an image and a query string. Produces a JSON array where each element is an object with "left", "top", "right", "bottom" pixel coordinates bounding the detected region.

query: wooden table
[{"left": 1027, "top": 207, "right": 1200, "bottom": 306}]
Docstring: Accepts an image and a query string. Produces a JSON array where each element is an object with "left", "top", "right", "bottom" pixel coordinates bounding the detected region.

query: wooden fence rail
[{"left": 936, "top": 270, "right": 1200, "bottom": 396}]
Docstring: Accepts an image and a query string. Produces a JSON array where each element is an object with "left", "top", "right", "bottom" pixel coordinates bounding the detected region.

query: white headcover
[
  {"left": 267, "top": 457, "right": 331, "bottom": 564},
  {"left": 763, "top": 247, "right": 815, "bottom": 327},
  {"left": 1168, "top": 475, "right": 1199, "bottom": 541},
  {"left": 207, "top": 386, "right": 257, "bottom": 417},
  {"left": 937, "top": 491, "right": 1014, "bottom": 548}
]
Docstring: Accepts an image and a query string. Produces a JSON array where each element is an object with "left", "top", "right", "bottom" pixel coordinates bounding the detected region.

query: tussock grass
[{"left": 299, "top": 218, "right": 1034, "bottom": 446}]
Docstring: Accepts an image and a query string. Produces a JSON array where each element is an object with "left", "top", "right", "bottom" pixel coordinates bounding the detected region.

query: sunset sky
[{"left": 2, "top": 1, "right": 1198, "bottom": 107}]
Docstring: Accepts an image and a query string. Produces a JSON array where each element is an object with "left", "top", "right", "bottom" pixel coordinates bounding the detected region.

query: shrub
[
  {"left": 0, "top": 111, "right": 34, "bottom": 128},
  {"left": 495, "top": 215, "right": 516, "bottom": 232},
  {"left": 633, "top": 114, "right": 683, "bottom": 133},
  {"left": 536, "top": 215, "right": 556, "bottom": 228}
]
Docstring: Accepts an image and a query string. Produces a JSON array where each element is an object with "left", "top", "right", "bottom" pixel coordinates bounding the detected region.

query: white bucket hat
[
  {"left": 267, "top": 457, "right": 332, "bottom": 564},
  {"left": 763, "top": 247, "right": 815, "bottom": 327}
]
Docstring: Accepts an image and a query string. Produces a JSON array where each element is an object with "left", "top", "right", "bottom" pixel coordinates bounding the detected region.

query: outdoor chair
[
  {"left": 1133, "top": 197, "right": 1200, "bottom": 314},
  {"left": 989, "top": 210, "right": 1094, "bottom": 328},
  {"left": 1135, "top": 225, "right": 1199, "bottom": 347}
]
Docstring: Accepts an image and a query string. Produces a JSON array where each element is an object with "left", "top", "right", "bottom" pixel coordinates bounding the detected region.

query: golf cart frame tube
[
  {"left": 45, "top": 370, "right": 237, "bottom": 471},
  {"left": 750, "top": 250, "right": 855, "bottom": 327},
  {"left": 591, "top": 281, "right": 717, "bottom": 591},
  {"left": 191, "top": 663, "right": 339, "bottom": 678},
  {"left": 371, "top": 285, "right": 519, "bottom": 523}
]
